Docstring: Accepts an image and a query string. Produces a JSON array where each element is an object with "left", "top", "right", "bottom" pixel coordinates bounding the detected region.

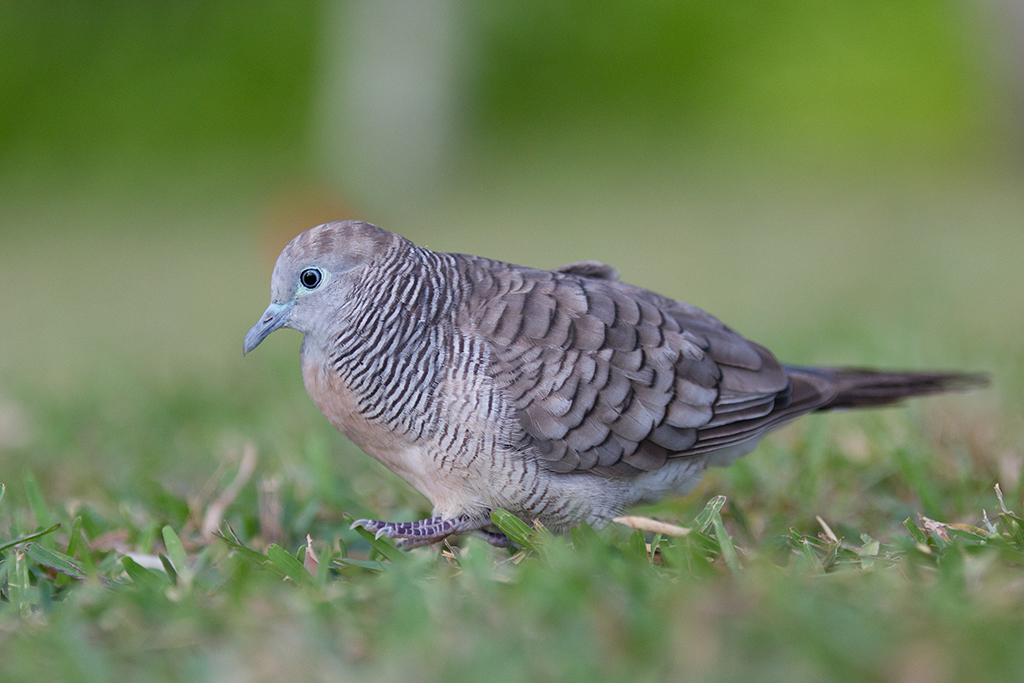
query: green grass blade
[
  {"left": 570, "top": 521, "right": 601, "bottom": 551},
  {"left": 158, "top": 554, "right": 179, "bottom": 586},
  {"left": 795, "top": 539, "right": 824, "bottom": 572},
  {"left": 665, "top": 535, "right": 718, "bottom": 579},
  {"left": 121, "top": 556, "right": 165, "bottom": 588},
  {"left": 24, "top": 542, "right": 88, "bottom": 580},
  {"left": 315, "top": 549, "right": 337, "bottom": 584},
  {"left": 333, "top": 557, "right": 385, "bottom": 573},
  {"left": 821, "top": 541, "right": 841, "bottom": 570},
  {"left": 490, "top": 509, "right": 537, "bottom": 552},
  {"left": 23, "top": 471, "right": 55, "bottom": 549},
  {"left": 999, "top": 514, "right": 1024, "bottom": 549},
  {"left": 711, "top": 510, "right": 740, "bottom": 573},
  {"left": 351, "top": 526, "right": 408, "bottom": 563},
  {"left": 649, "top": 533, "right": 663, "bottom": 559},
  {"left": 213, "top": 531, "right": 274, "bottom": 567},
  {"left": 946, "top": 527, "right": 987, "bottom": 544},
  {"left": 0, "top": 523, "right": 62, "bottom": 554},
  {"left": 64, "top": 516, "right": 96, "bottom": 576},
  {"left": 0, "top": 482, "right": 5, "bottom": 506},
  {"left": 161, "top": 526, "right": 190, "bottom": 577},
  {"left": 903, "top": 518, "right": 929, "bottom": 545},
  {"left": 626, "top": 529, "right": 648, "bottom": 562},
  {"left": 859, "top": 539, "right": 881, "bottom": 559},
  {"left": 693, "top": 496, "right": 727, "bottom": 534},
  {"left": 11, "top": 550, "right": 35, "bottom": 616},
  {"left": 266, "top": 544, "right": 314, "bottom": 586},
  {"left": 65, "top": 516, "right": 83, "bottom": 557}
]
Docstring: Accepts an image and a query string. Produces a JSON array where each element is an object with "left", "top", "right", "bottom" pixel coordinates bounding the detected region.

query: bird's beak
[{"left": 243, "top": 301, "right": 293, "bottom": 355}]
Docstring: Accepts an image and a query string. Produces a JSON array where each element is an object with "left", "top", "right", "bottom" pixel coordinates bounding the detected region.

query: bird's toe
[{"left": 350, "top": 518, "right": 385, "bottom": 533}]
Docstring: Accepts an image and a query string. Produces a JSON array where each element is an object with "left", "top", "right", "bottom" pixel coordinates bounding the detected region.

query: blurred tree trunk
[{"left": 314, "top": 0, "right": 466, "bottom": 203}]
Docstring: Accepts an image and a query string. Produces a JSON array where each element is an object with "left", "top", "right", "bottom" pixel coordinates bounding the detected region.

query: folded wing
[{"left": 465, "top": 257, "right": 808, "bottom": 475}]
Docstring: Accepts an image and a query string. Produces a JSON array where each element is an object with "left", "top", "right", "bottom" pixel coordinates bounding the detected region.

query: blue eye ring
[{"left": 299, "top": 267, "right": 323, "bottom": 289}]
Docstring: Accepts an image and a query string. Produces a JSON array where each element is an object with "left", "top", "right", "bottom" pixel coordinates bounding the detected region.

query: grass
[{"left": 0, "top": 169, "right": 1022, "bottom": 682}]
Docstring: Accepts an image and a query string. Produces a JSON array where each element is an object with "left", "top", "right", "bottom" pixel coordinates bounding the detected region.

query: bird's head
[{"left": 243, "top": 220, "right": 397, "bottom": 354}]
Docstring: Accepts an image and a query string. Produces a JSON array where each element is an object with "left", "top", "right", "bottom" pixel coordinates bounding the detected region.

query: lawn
[{"left": 0, "top": 167, "right": 1022, "bottom": 682}]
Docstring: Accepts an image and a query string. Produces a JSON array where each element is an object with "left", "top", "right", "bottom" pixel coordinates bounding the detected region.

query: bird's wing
[
  {"left": 552, "top": 260, "right": 620, "bottom": 281},
  {"left": 463, "top": 257, "right": 814, "bottom": 475}
]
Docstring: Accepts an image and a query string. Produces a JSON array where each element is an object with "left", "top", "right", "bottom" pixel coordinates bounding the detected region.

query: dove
[{"left": 244, "top": 221, "right": 985, "bottom": 548}]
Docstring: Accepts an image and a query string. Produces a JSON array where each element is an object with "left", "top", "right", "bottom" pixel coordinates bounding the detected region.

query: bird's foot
[
  {"left": 351, "top": 514, "right": 507, "bottom": 549},
  {"left": 474, "top": 528, "right": 511, "bottom": 548}
]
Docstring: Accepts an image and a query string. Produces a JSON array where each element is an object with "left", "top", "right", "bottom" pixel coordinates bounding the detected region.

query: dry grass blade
[
  {"left": 303, "top": 535, "right": 318, "bottom": 576},
  {"left": 613, "top": 515, "right": 691, "bottom": 537},
  {"left": 816, "top": 516, "right": 840, "bottom": 544},
  {"left": 258, "top": 475, "right": 283, "bottom": 547},
  {"left": 201, "top": 443, "right": 258, "bottom": 541}
]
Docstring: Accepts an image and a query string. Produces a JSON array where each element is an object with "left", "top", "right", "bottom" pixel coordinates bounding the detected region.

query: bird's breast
[
  {"left": 301, "top": 344, "right": 406, "bottom": 461},
  {"left": 299, "top": 341, "right": 486, "bottom": 514}
]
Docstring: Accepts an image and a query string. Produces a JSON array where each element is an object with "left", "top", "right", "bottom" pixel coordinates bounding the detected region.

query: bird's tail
[{"left": 784, "top": 365, "right": 989, "bottom": 411}]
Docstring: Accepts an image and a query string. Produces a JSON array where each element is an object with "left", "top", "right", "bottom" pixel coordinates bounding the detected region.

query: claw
[{"left": 351, "top": 518, "right": 389, "bottom": 536}]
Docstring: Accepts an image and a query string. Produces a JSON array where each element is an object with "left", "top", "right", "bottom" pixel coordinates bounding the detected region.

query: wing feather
[{"left": 462, "top": 256, "right": 821, "bottom": 475}]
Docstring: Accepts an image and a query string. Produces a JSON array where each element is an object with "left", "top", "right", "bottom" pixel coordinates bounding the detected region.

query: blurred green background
[
  {"left": 2, "top": 2, "right": 1024, "bottom": 681},
  {"left": 1, "top": 0, "right": 1021, "bottom": 503},
  {"left": 1, "top": 0, "right": 1021, "bottom": 512}
]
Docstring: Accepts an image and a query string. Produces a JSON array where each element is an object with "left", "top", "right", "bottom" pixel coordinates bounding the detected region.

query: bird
[{"left": 244, "top": 220, "right": 987, "bottom": 548}]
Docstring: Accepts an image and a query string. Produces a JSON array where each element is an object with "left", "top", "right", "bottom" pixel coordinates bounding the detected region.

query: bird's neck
[
  {"left": 324, "top": 242, "right": 460, "bottom": 374},
  {"left": 306, "top": 243, "right": 464, "bottom": 438}
]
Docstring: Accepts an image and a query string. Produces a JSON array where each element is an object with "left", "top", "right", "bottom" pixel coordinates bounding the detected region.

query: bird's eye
[{"left": 299, "top": 267, "right": 323, "bottom": 290}]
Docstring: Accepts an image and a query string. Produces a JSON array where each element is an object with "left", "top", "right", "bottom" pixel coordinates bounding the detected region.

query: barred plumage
[{"left": 244, "top": 220, "right": 987, "bottom": 548}]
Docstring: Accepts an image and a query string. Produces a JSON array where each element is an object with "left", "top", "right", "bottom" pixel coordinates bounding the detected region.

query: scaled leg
[{"left": 351, "top": 514, "right": 490, "bottom": 549}]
